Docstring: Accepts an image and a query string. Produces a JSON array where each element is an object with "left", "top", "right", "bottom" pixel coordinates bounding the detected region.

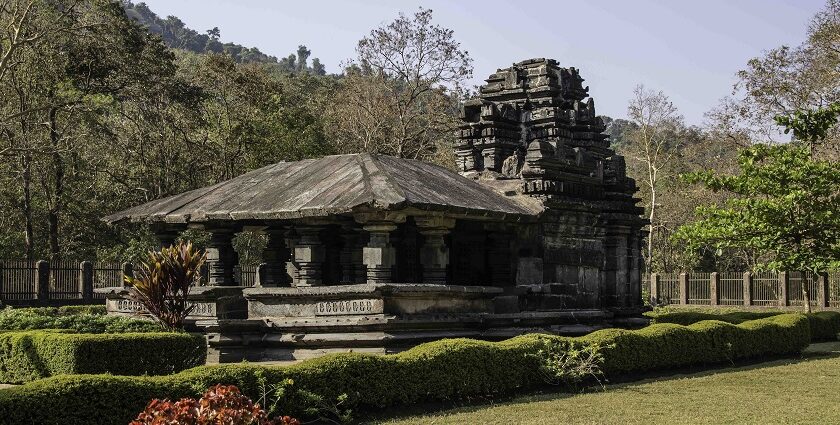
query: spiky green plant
[{"left": 125, "top": 241, "right": 206, "bottom": 330}]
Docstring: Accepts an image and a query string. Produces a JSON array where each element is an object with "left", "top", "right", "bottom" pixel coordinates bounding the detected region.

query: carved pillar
[
  {"left": 261, "top": 227, "right": 290, "bottom": 287},
  {"left": 293, "top": 225, "right": 325, "bottom": 287},
  {"left": 416, "top": 217, "right": 455, "bottom": 284},
  {"left": 206, "top": 228, "right": 237, "bottom": 286},
  {"left": 362, "top": 223, "right": 398, "bottom": 284}
]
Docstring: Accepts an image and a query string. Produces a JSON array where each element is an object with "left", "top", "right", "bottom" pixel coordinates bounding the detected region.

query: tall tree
[
  {"left": 622, "top": 85, "right": 684, "bottom": 271},
  {"left": 327, "top": 8, "right": 471, "bottom": 164},
  {"left": 708, "top": 0, "right": 839, "bottom": 158}
]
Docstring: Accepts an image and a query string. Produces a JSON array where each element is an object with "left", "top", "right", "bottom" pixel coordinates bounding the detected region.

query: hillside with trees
[
  {"left": 122, "top": 1, "right": 326, "bottom": 74},
  {"left": 0, "top": 0, "right": 837, "bottom": 276}
]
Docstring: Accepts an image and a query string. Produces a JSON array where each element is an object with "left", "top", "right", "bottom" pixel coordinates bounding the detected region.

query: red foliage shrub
[{"left": 131, "top": 384, "right": 299, "bottom": 425}]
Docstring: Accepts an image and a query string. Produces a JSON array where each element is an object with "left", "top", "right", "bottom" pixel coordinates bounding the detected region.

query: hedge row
[
  {"left": 0, "top": 331, "right": 206, "bottom": 384},
  {"left": 0, "top": 306, "right": 160, "bottom": 334},
  {"left": 0, "top": 314, "right": 810, "bottom": 425},
  {"left": 646, "top": 309, "right": 840, "bottom": 341}
]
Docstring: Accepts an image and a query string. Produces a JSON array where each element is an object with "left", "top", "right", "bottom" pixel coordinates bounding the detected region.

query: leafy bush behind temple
[{"left": 0, "top": 314, "right": 810, "bottom": 425}]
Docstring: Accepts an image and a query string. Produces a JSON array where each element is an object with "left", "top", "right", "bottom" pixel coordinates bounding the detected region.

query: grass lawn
[{"left": 377, "top": 353, "right": 840, "bottom": 425}]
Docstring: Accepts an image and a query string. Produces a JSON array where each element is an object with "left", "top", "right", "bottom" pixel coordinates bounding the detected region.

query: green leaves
[
  {"left": 675, "top": 106, "right": 840, "bottom": 273},
  {"left": 775, "top": 102, "right": 840, "bottom": 145}
]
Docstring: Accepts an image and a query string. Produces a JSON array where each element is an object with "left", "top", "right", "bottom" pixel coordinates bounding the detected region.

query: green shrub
[
  {"left": 807, "top": 311, "right": 840, "bottom": 341},
  {"left": 0, "top": 314, "right": 810, "bottom": 425},
  {"left": 584, "top": 314, "right": 810, "bottom": 375},
  {"left": 645, "top": 309, "right": 778, "bottom": 325},
  {"left": 0, "top": 307, "right": 160, "bottom": 334},
  {"left": 0, "top": 331, "right": 206, "bottom": 384},
  {"left": 646, "top": 308, "right": 840, "bottom": 342},
  {"left": 54, "top": 305, "right": 108, "bottom": 316}
]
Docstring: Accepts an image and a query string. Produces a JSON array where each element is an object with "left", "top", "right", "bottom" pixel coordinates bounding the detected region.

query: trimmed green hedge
[
  {"left": 0, "top": 314, "right": 810, "bottom": 425},
  {"left": 0, "top": 306, "right": 160, "bottom": 334},
  {"left": 646, "top": 309, "right": 840, "bottom": 341},
  {"left": 0, "top": 331, "right": 206, "bottom": 384},
  {"left": 585, "top": 313, "right": 810, "bottom": 375}
]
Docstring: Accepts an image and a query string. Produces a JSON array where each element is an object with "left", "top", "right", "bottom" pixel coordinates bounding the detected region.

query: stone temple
[{"left": 101, "top": 58, "right": 647, "bottom": 362}]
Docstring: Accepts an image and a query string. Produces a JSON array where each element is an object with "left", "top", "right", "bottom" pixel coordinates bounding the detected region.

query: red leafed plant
[
  {"left": 131, "top": 384, "right": 299, "bottom": 425},
  {"left": 125, "top": 241, "right": 206, "bottom": 330}
]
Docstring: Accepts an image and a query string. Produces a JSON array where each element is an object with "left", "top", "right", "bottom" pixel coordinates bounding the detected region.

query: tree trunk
[
  {"left": 47, "top": 107, "right": 63, "bottom": 262},
  {"left": 21, "top": 153, "right": 34, "bottom": 260}
]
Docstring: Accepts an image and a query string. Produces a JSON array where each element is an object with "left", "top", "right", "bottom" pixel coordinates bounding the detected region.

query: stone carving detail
[
  {"left": 455, "top": 58, "right": 632, "bottom": 198},
  {"left": 500, "top": 151, "right": 523, "bottom": 178}
]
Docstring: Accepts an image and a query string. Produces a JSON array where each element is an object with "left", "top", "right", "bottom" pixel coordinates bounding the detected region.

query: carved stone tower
[{"left": 457, "top": 58, "right": 646, "bottom": 308}]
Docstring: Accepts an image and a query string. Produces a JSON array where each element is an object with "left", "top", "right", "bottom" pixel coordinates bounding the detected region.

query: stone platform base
[
  {"left": 97, "top": 283, "right": 647, "bottom": 363},
  {"left": 201, "top": 308, "right": 643, "bottom": 362}
]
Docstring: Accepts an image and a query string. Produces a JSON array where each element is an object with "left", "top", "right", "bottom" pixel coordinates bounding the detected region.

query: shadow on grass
[{"left": 362, "top": 351, "right": 840, "bottom": 424}]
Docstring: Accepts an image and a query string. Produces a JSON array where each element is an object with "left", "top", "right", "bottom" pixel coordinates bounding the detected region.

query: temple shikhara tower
[
  {"left": 454, "top": 58, "right": 645, "bottom": 308},
  {"left": 102, "top": 58, "right": 647, "bottom": 362}
]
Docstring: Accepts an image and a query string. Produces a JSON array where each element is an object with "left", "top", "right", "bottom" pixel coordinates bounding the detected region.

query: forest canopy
[{"left": 0, "top": 0, "right": 837, "bottom": 274}]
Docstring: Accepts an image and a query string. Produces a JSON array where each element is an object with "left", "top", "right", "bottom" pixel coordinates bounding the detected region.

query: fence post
[
  {"left": 650, "top": 273, "right": 660, "bottom": 306},
  {"left": 817, "top": 272, "right": 830, "bottom": 308},
  {"left": 679, "top": 272, "right": 689, "bottom": 305},
  {"left": 121, "top": 262, "right": 133, "bottom": 285},
  {"left": 709, "top": 272, "right": 720, "bottom": 305},
  {"left": 779, "top": 271, "right": 790, "bottom": 307},
  {"left": 36, "top": 260, "right": 50, "bottom": 301},
  {"left": 79, "top": 261, "right": 93, "bottom": 301},
  {"left": 743, "top": 272, "right": 753, "bottom": 306},
  {"left": 256, "top": 263, "right": 268, "bottom": 287}
]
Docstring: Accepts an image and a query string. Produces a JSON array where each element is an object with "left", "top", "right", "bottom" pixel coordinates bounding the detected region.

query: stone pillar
[
  {"left": 293, "top": 225, "right": 326, "bottom": 287},
  {"left": 205, "top": 229, "right": 237, "bottom": 286},
  {"left": 779, "top": 271, "right": 790, "bottom": 307},
  {"left": 261, "top": 227, "right": 290, "bottom": 287},
  {"left": 36, "top": 260, "right": 50, "bottom": 301},
  {"left": 362, "top": 223, "right": 398, "bottom": 284},
  {"left": 650, "top": 273, "right": 660, "bottom": 306},
  {"left": 416, "top": 217, "right": 455, "bottom": 284},
  {"left": 710, "top": 272, "right": 720, "bottom": 306},
  {"left": 678, "top": 273, "right": 689, "bottom": 305},
  {"left": 743, "top": 272, "right": 753, "bottom": 306},
  {"left": 817, "top": 272, "right": 830, "bottom": 308},
  {"left": 79, "top": 261, "right": 93, "bottom": 301}
]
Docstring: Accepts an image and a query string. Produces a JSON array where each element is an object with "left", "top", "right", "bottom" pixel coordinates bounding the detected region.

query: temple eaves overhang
[{"left": 103, "top": 153, "right": 539, "bottom": 225}]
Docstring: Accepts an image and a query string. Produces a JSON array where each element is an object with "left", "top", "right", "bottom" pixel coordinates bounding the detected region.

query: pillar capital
[
  {"left": 354, "top": 212, "right": 406, "bottom": 226},
  {"left": 414, "top": 216, "right": 456, "bottom": 232}
]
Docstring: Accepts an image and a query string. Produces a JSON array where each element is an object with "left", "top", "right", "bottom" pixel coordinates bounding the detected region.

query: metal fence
[
  {"left": 0, "top": 259, "right": 261, "bottom": 305},
  {"left": 650, "top": 271, "right": 840, "bottom": 309},
  {"left": 0, "top": 259, "right": 130, "bottom": 305}
]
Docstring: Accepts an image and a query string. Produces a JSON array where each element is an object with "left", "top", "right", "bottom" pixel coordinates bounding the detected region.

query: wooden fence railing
[
  {"left": 0, "top": 260, "right": 260, "bottom": 306},
  {"left": 650, "top": 271, "right": 840, "bottom": 309}
]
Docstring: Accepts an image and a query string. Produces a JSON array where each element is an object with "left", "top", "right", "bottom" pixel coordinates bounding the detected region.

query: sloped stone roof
[{"left": 104, "top": 154, "right": 536, "bottom": 224}]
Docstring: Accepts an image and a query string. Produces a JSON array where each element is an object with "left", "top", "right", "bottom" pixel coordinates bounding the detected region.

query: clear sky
[{"left": 138, "top": 0, "right": 825, "bottom": 125}]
